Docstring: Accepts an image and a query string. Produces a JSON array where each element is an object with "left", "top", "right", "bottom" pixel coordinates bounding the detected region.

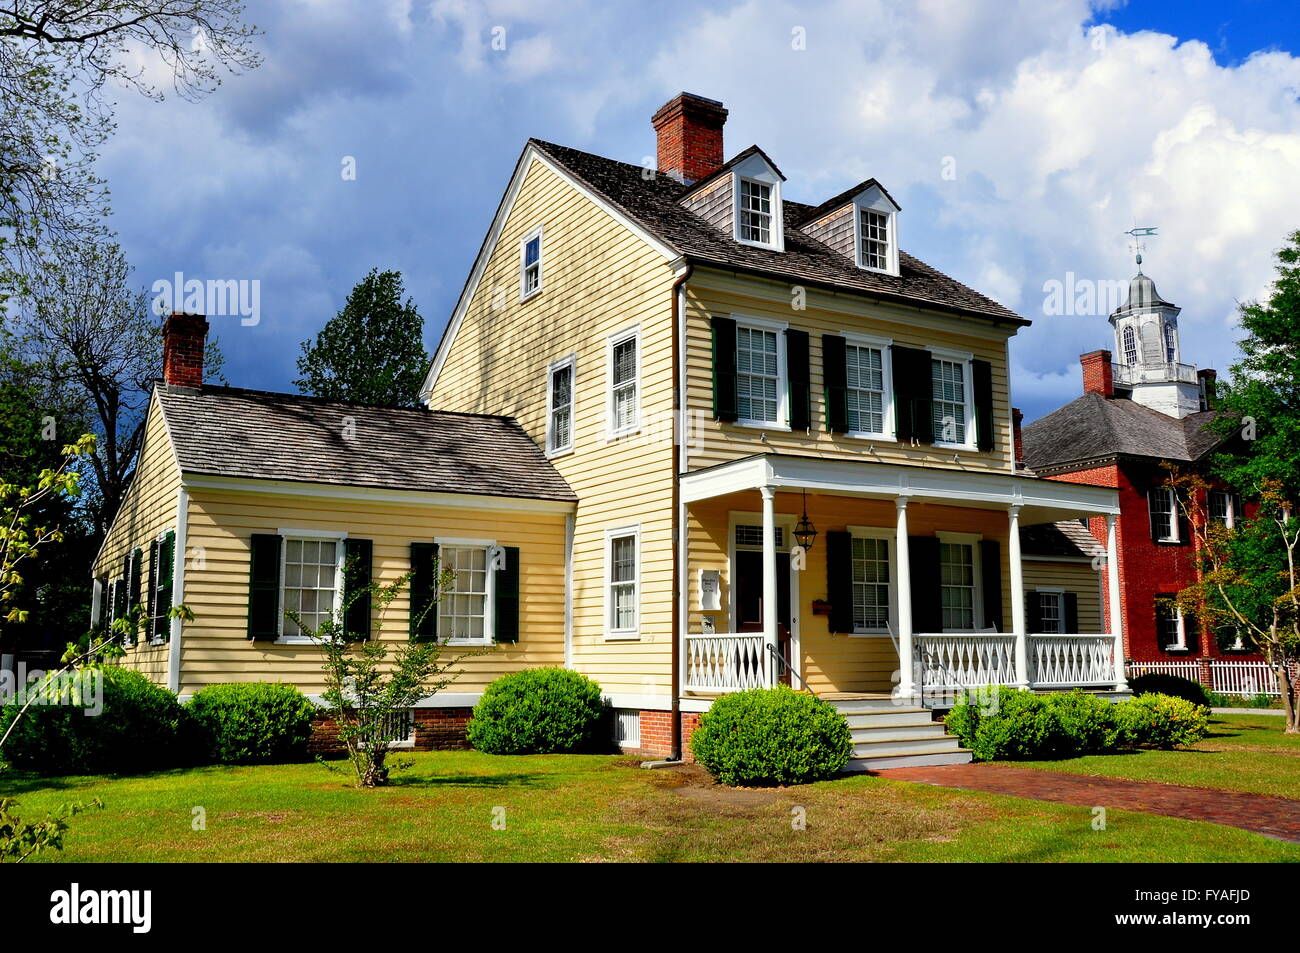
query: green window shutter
[
  {"left": 978, "top": 539, "right": 1002, "bottom": 630},
  {"left": 892, "top": 346, "right": 934, "bottom": 443},
  {"left": 96, "top": 576, "right": 110, "bottom": 635},
  {"left": 710, "top": 315, "right": 738, "bottom": 422},
  {"left": 129, "top": 548, "right": 143, "bottom": 612},
  {"left": 908, "top": 536, "right": 942, "bottom": 633},
  {"left": 343, "top": 538, "right": 373, "bottom": 641},
  {"left": 247, "top": 533, "right": 282, "bottom": 641},
  {"left": 785, "top": 328, "right": 811, "bottom": 431},
  {"left": 146, "top": 540, "right": 159, "bottom": 639},
  {"left": 1063, "top": 592, "right": 1079, "bottom": 633},
  {"left": 821, "top": 334, "right": 848, "bottom": 433},
  {"left": 972, "top": 359, "right": 995, "bottom": 452},
  {"left": 410, "top": 542, "right": 439, "bottom": 641},
  {"left": 1026, "top": 590, "right": 1042, "bottom": 633},
  {"left": 494, "top": 546, "right": 520, "bottom": 643},
  {"left": 156, "top": 531, "right": 175, "bottom": 642},
  {"left": 121, "top": 553, "right": 135, "bottom": 645},
  {"left": 825, "top": 531, "right": 853, "bottom": 633}
]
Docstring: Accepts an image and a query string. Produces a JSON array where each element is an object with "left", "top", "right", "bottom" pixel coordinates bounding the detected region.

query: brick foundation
[
  {"left": 308, "top": 707, "right": 472, "bottom": 755},
  {"left": 635, "top": 709, "right": 703, "bottom": 760}
]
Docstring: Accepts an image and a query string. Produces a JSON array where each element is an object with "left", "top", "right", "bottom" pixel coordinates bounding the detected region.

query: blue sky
[{"left": 98, "top": 0, "right": 1300, "bottom": 422}]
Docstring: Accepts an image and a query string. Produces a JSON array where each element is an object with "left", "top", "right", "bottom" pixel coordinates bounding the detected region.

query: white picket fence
[{"left": 1126, "top": 659, "right": 1281, "bottom": 697}]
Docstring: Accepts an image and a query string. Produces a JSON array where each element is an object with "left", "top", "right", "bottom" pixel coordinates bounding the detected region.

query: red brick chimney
[
  {"left": 1012, "top": 407, "right": 1024, "bottom": 467},
  {"left": 651, "top": 93, "right": 728, "bottom": 185},
  {"left": 1080, "top": 349, "right": 1113, "bottom": 398},
  {"left": 162, "top": 312, "right": 208, "bottom": 389}
]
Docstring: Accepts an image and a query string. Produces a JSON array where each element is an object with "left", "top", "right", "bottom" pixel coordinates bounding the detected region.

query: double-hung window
[
  {"left": 607, "top": 327, "right": 639, "bottom": 437},
  {"left": 1123, "top": 326, "right": 1138, "bottom": 365},
  {"left": 520, "top": 228, "right": 542, "bottom": 299},
  {"left": 1148, "top": 487, "right": 1179, "bottom": 542},
  {"left": 1208, "top": 489, "right": 1236, "bottom": 528},
  {"left": 1037, "top": 591, "right": 1065, "bottom": 634},
  {"left": 1164, "top": 325, "right": 1176, "bottom": 362},
  {"left": 606, "top": 528, "right": 639, "bottom": 639},
  {"left": 547, "top": 356, "right": 575, "bottom": 455},
  {"left": 845, "top": 342, "right": 888, "bottom": 436},
  {"left": 851, "top": 535, "right": 891, "bottom": 632},
  {"left": 939, "top": 542, "right": 976, "bottom": 631},
  {"left": 1156, "top": 597, "right": 1186, "bottom": 650},
  {"left": 859, "top": 208, "right": 890, "bottom": 270},
  {"left": 931, "top": 357, "right": 970, "bottom": 446},
  {"left": 738, "top": 178, "right": 773, "bottom": 245},
  {"left": 439, "top": 543, "right": 492, "bottom": 644},
  {"left": 281, "top": 537, "right": 342, "bottom": 638},
  {"left": 736, "top": 325, "right": 782, "bottom": 424}
]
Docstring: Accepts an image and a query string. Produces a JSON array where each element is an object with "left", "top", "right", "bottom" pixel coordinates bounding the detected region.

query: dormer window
[
  {"left": 859, "top": 208, "right": 890, "bottom": 270},
  {"left": 738, "top": 178, "right": 773, "bottom": 244},
  {"left": 730, "top": 150, "right": 784, "bottom": 251}
]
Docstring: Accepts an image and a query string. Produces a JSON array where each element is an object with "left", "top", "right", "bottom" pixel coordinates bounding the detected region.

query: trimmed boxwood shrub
[
  {"left": 0, "top": 666, "right": 187, "bottom": 775},
  {"left": 187, "top": 682, "right": 316, "bottom": 764},
  {"left": 946, "top": 687, "right": 1209, "bottom": 761},
  {"left": 690, "top": 686, "right": 853, "bottom": 786},
  {"left": 1127, "top": 673, "right": 1210, "bottom": 707},
  {"left": 1117, "top": 693, "right": 1210, "bottom": 749},
  {"left": 467, "top": 668, "right": 605, "bottom": 754}
]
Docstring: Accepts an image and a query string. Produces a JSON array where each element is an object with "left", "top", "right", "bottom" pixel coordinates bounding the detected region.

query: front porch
[{"left": 677, "top": 453, "right": 1127, "bottom": 706}]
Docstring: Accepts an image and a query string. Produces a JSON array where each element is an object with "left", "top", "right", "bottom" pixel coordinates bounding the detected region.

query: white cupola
[{"left": 1109, "top": 259, "right": 1202, "bottom": 418}]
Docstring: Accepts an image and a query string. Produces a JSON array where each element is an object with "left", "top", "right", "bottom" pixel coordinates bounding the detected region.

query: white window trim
[
  {"left": 519, "top": 226, "right": 543, "bottom": 302},
  {"left": 1159, "top": 599, "right": 1189, "bottom": 651},
  {"left": 434, "top": 536, "right": 500, "bottom": 646},
  {"left": 604, "top": 525, "right": 641, "bottom": 641},
  {"left": 545, "top": 353, "right": 576, "bottom": 458},
  {"left": 1035, "top": 586, "right": 1066, "bottom": 636},
  {"left": 1150, "top": 487, "right": 1180, "bottom": 542},
  {"left": 841, "top": 332, "right": 896, "bottom": 441},
  {"left": 854, "top": 204, "right": 899, "bottom": 276},
  {"left": 731, "top": 153, "right": 784, "bottom": 252},
  {"left": 605, "top": 324, "right": 641, "bottom": 440},
  {"left": 846, "top": 525, "right": 897, "bottom": 637},
  {"left": 1208, "top": 489, "right": 1236, "bottom": 529},
  {"left": 936, "top": 531, "right": 983, "bottom": 633},
  {"left": 733, "top": 315, "right": 790, "bottom": 430},
  {"left": 275, "top": 528, "right": 348, "bottom": 645},
  {"left": 929, "top": 347, "right": 976, "bottom": 451}
]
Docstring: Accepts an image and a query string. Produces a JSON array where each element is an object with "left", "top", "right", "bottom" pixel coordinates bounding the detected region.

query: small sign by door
[{"left": 698, "top": 569, "right": 721, "bottom": 611}]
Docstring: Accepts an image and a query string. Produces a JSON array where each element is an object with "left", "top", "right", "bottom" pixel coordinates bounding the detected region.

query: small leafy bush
[
  {"left": 945, "top": 687, "right": 1053, "bottom": 761},
  {"left": 690, "top": 687, "right": 853, "bottom": 786},
  {"left": 468, "top": 668, "right": 605, "bottom": 754},
  {"left": 1127, "top": 673, "right": 1210, "bottom": 707},
  {"left": 187, "top": 682, "right": 317, "bottom": 764},
  {"left": 0, "top": 666, "right": 187, "bottom": 775},
  {"left": 1116, "top": 693, "right": 1209, "bottom": 749}
]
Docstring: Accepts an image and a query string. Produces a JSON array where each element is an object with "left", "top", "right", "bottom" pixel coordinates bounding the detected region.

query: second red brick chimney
[
  {"left": 651, "top": 92, "right": 728, "bottom": 185},
  {"left": 1012, "top": 407, "right": 1024, "bottom": 467},
  {"left": 1080, "top": 349, "right": 1113, "bottom": 398},
  {"left": 162, "top": 312, "right": 208, "bottom": 389}
]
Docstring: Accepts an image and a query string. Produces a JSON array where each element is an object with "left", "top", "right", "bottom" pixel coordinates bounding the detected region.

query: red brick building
[{"left": 1022, "top": 268, "right": 1259, "bottom": 663}]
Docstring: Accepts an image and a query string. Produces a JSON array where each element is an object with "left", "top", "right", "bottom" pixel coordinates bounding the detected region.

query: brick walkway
[{"left": 878, "top": 763, "right": 1300, "bottom": 843}]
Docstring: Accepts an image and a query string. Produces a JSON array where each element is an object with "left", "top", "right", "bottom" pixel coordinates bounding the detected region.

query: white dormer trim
[
  {"left": 851, "top": 185, "right": 900, "bottom": 277},
  {"left": 731, "top": 152, "right": 784, "bottom": 252}
]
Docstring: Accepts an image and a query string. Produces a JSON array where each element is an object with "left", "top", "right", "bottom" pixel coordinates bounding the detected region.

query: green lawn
[
  {"left": 2, "top": 748, "right": 1296, "bottom": 862},
  {"left": 1014, "top": 713, "right": 1300, "bottom": 798}
]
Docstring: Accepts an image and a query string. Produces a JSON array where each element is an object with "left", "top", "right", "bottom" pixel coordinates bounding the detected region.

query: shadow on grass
[{"left": 387, "top": 772, "right": 547, "bottom": 789}]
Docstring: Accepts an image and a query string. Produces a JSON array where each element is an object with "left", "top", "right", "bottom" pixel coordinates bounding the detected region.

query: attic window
[
  {"left": 520, "top": 227, "right": 542, "bottom": 300},
  {"left": 859, "top": 209, "right": 890, "bottom": 271},
  {"left": 738, "top": 179, "right": 773, "bottom": 245}
]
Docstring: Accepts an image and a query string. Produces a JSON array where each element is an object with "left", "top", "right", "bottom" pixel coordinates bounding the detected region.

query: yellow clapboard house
[{"left": 96, "top": 94, "right": 1120, "bottom": 768}]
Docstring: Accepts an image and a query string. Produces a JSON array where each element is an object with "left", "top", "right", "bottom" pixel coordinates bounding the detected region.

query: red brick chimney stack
[
  {"left": 651, "top": 93, "right": 728, "bottom": 185},
  {"left": 1012, "top": 407, "right": 1024, "bottom": 466},
  {"left": 1080, "top": 349, "right": 1114, "bottom": 398},
  {"left": 162, "top": 312, "right": 208, "bottom": 389}
]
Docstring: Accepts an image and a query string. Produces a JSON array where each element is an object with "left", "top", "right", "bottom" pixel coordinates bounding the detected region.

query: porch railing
[
  {"left": 684, "top": 633, "right": 768, "bottom": 693},
  {"left": 1029, "top": 635, "right": 1115, "bottom": 688},
  {"left": 915, "top": 633, "right": 1017, "bottom": 694}
]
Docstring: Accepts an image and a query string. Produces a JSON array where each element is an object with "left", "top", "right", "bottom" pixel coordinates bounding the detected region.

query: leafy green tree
[{"left": 295, "top": 269, "right": 429, "bottom": 408}]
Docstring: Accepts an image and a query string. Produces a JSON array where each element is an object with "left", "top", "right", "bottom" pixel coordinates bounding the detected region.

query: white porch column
[
  {"left": 1008, "top": 504, "right": 1030, "bottom": 689},
  {"left": 760, "top": 485, "right": 779, "bottom": 687},
  {"left": 895, "top": 496, "right": 914, "bottom": 700},
  {"left": 1105, "top": 513, "right": 1130, "bottom": 692}
]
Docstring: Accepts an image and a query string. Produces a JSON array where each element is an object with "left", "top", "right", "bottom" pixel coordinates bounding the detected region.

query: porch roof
[{"left": 679, "top": 453, "right": 1119, "bottom": 524}]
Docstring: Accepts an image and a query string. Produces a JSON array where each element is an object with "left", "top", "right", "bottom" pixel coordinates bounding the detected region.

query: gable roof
[
  {"left": 1020, "top": 520, "right": 1105, "bottom": 559},
  {"left": 796, "top": 177, "right": 902, "bottom": 223},
  {"left": 527, "top": 139, "right": 1026, "bottom": 326},
  {"left": 678, "top": 143, "right": 787, "bottom": 197},
  {"left": 1022, "top": 392, "right": 1226, "bottom": 473},
  {"left": 156, "top": 384, "right": 576, "bottom": 503}
]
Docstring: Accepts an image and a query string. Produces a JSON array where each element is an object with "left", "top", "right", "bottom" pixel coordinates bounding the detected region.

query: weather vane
[{"left": 1124, "top": 225, "right": 1158, "bottom": 270}]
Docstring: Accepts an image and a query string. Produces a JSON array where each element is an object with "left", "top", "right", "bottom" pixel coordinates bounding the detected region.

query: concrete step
[
  {"left": 849, "top": 722, "right": 948, "bottom": 742},
  {"left": 827, "top": 698, "right": 915, "bottom": 713},
  {"left": 851, "top": 734, "right": 965, "bottom": 758},
  {"left": 842, "top": 709, "right": 937, "bottom": 729},
  {"left": 843, "top": 747, "right": 973, "bottom": 771}
]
